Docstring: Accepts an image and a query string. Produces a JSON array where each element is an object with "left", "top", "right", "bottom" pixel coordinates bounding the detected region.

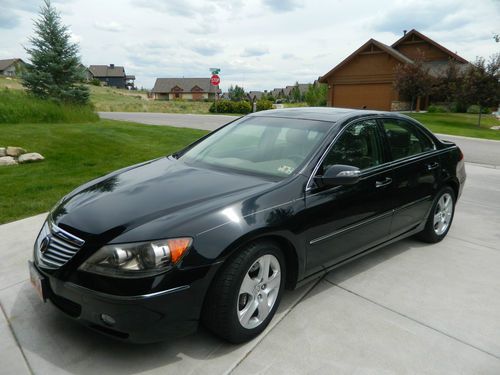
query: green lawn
[
  {"left": 408, "top": 113, "right": 500, "bottom": 141},
  {"left": 0, "top": 120, "right": 207, "bottom": 224},
  {"left": 89, "top": 85, "right": 213, "bottom": 114}
]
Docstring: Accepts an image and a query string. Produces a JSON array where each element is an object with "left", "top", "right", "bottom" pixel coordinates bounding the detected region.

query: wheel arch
[
  {"left": 214, "top": 230, "right": 301, "bottom": 290},
  {"left": 443, "top": 177, "right": 459, "bottom": 201}
]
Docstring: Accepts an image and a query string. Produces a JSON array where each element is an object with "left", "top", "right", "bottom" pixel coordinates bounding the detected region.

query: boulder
[
  {"left": 18, "top": 152, "right": 45, "bottom": 164},
  {"left": 0, "top": 147, "right": 5, "bottom": 156},
  {"left": 0, "top": 156, "right": 18, "bottom": 166},
  {"left": 6, "top": 146, "right": 26, "bottom": 157}
]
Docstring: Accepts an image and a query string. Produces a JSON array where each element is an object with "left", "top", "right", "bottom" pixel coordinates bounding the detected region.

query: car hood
[{"left": 51, "top": 157, "right": 273, "bottom": 239}]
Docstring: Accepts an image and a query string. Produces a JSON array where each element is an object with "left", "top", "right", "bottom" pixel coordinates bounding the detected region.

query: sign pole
[{"left": 209, "top": 68, "right": 221, "bottom": 113}]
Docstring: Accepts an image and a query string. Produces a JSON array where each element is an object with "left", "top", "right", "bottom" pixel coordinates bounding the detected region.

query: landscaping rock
[
  {"left": 18, "top": 152, "right": 45, "bottom": 164},
  {"left": 0, "top": 147, "right": 5, "bottom": 157},
  {"left": 0, "top": 156, "right": 18, "bottom": 166},
  {"left": 6, "top": 146, "right": 26, "bottom": 157}
]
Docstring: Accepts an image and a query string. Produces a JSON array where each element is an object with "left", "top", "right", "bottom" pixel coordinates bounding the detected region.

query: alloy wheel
[
  {"left": 433, "top": 192, "right": 453, "bottom": 235},
  {"left": 237, "top": 254, "right": 281, "bottom": 329}
]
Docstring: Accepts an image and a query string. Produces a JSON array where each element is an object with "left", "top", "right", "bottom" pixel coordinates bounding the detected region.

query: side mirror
[{"left": 315, "top": 164, "right": 361, "bottom": 188}]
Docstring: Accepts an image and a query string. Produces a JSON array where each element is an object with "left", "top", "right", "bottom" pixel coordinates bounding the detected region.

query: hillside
[{"left": 0, "top": 77, "right": 212, "bottom": 114}]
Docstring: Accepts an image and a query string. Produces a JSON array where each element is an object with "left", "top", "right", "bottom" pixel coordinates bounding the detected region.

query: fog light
[{"left": 100, "top": 313, "right": 116, "bottom": 326}]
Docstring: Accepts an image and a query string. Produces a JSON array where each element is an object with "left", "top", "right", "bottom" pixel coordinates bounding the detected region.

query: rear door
[
  {"left": 303, "top": 119, "right": 394, "bottom": 275},
  {"left": 379, "top": 118, "right": 440, "bottom": 236}
]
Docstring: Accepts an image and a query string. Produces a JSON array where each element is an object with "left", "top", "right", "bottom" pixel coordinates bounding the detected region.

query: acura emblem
[{"left": 40, "top": 236, "right": 50, "bottom": 254}]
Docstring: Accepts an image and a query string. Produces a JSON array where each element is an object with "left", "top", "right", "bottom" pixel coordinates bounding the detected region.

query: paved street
[
  {"left": 99, "top": 112, "right": 500, "bottom": 167},
  {"left": 1, "top": 163, "right": 499, "bottom": 374},
  {"left": 99, "top": 111, "right": 240, "bottom": 132}
]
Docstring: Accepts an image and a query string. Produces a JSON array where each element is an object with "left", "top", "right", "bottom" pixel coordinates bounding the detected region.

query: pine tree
[{"left": 22, "top": 0, "right": 89, "bottom": 105}]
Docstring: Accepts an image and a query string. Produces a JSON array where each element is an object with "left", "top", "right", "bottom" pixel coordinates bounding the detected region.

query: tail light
[{"left": 458, "top": 148, "right": 464, "bottom": 161}]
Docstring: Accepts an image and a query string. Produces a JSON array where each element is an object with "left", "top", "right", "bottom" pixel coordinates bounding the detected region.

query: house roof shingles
[
  {"left": 89, "top": 65, "right": 125, "bottom": 78},
  {"left": 152, "top": 78, "right": 218, "bottom": 93},
  {"left": 0, "top": 58, "right": 23, "bottom": 71}
]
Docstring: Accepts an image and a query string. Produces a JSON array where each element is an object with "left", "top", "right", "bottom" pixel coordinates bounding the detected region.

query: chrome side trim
[
  {"left": 393, "top": 195, "right": 432, "bottom": 212},
  {"left": 309, "top": 195, "right": 433, "bottom": 245},
  {"left": 64, "top": 283, "right": 190, "bottom": 301},
  {"left": 309, "top": 210, "right": 393, "bottom": 245}
]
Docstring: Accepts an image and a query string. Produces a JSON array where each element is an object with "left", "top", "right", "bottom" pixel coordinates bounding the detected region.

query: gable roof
[
  {"left": 0, "top": 58, "right": 24, "bottom": 71},
  {"left": 89, "top": 65, "right": 125, "bottom": 78},
  {"left": 247, "top": 91, "right": 264, "bottom": 100},
  {"left": 152, "top": 78, "right": 217, "bottom": 93},
  {"left": 392, "top": 29, "right": 468, "bottom": 64},
  {"left": 319, "top": 38, "right": 413, "bottom": 82},
  {"left": 297, "top": 83, "right": 310, "bottom": 94},
  {"left": 271, "top": 88, "right": 284, "bottom": 97}
]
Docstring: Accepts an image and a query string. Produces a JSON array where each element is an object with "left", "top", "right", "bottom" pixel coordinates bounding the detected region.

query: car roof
[{"left": 248, "top": 107, "right": 391, "bottom": 123}]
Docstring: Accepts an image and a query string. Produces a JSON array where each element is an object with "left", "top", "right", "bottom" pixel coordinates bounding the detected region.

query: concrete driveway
[
  {"left": 99, "top": 112, "right": 500, "bottom": 167},
  {"left": 1, "top": 163, "right": 500, "bottom": 374}
]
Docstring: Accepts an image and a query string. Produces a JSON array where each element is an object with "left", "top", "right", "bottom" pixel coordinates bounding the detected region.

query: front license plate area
[{"left": 28, "top": 261, "right": 46, "bottom": 302}]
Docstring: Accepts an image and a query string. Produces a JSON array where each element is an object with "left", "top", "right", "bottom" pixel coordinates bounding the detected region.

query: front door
[{"left": 303, "top": 119, "right": 394, "bottom": 275}]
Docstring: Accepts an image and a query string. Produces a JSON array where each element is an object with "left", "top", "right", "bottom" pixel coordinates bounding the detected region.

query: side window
[
  {"left": 382, "top": 119, "right": 435, "bottom": 160},
  {"left": 322, "top": 120, "right": 383, "bottom": 171}
]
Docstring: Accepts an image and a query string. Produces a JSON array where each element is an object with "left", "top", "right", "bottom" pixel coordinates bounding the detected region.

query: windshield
[{"left": 179, "top": 116, "right": 332, "bottom": 178}]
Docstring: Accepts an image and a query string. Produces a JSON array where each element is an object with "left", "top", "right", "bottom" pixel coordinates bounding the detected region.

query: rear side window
[{"left": 382, "top": 119, "right": 435, "bottom": 160}]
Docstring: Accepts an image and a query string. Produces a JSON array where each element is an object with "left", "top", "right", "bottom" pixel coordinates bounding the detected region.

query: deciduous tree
[
  {"left": 462, "top": 54, "right": 500, "bottom": 127},
  {"left": 394, "top": 56, "right": 434, "bottom": 111}
]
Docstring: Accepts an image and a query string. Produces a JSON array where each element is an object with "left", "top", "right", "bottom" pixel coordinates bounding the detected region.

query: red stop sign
[{"left": 210, "top": 74, "right": 220, "bottom": 86}]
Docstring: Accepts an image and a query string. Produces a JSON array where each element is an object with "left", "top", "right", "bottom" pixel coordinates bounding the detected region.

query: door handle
[
  {"left": 426, "top": 162, "right": 440, "bottom": 171},
  {"left": 375, "top": 177, "right": 392, "bottom": 188}
]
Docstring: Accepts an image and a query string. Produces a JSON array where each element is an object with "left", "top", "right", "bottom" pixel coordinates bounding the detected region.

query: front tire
[
  {"left": 202, "top": 241, "right": 285, "bottom": 344},
  {"left": 417, "top": 186, "right": 455, "bottom": 243}
]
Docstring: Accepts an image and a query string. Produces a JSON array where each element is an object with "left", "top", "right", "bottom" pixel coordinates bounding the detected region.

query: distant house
[
  {"left": 77, "top": 63, "right": 93, "bottom": 81},
  {"left": 88, "top": 64, "right": 135, "bottom": 89},
  {"left": 282, "top": 84, "right": 311, "bottom": 100},
  {"left": 0, "top": 58, "right": 26, "bottom": 77},
  {"left": 247, "top": 91, "right": 264, "bottom": 101},
  {"left": 271, "top": 88, "right": 284, "bottom": 99},
  {"left": 151, "top": 78, "right": 218, "bottom": 101},
  {"left": 319, "top": 29, "right": 468, "bottom": 111}
]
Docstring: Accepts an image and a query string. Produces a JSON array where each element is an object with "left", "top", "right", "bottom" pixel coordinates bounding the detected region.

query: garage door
[{"left": 333, "top": 83, "right": 395, "bottom": 111}]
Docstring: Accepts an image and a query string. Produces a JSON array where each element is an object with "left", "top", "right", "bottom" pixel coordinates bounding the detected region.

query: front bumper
[{"left": 35, "top": 263, "right": 219, "bottom": 343}]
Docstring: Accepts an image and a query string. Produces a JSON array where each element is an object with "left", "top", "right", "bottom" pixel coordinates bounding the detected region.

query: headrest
[{"left": 387, "top": 129, "right": 410, "bottom": 148}]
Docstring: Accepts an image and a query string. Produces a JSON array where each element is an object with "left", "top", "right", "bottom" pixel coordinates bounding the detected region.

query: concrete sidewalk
[{"left": 1, "top": 163, "right": 500, "bottom": 374}]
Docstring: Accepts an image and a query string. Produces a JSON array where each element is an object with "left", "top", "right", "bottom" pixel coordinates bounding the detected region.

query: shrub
[
  {"left": 0, "top": 89, "right": 98, "bottom": 123},
  {"left": 256, "top": 99, "right": 273, "bottom": 111},
  {"left": 90, "top": 79, "right": 101, "bottom": 86},
  {"left": 234, "top": 101, "right": 252, "bottom": 114},
  {"left": 466, "top": 105, "right": 491, "bottom": 114},
  {"left": 448, "top": 102, "right": 467, "bottom": 113},
  {"left": 209, "top": 99, "right": 252, "bottom": 114},
  {"left": 427, "top": 105, "right": 449, "bottom": 113}
]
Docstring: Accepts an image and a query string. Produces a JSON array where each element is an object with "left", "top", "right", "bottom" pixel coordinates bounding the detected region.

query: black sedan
[{"left": 29, "top": 108, "right": 466, "bottom": 343}]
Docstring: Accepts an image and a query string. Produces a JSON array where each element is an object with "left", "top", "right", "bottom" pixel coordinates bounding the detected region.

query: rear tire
[
  {"left": 202, "top": 241, "right": 286, "bottom": 344},
  {"left": 416, "top": 186, "right": 455, "bottom": 243}
]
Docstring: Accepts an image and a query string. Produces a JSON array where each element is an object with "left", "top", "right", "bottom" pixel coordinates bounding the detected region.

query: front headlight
[{"left": 78, "top": 237, "right": 192, "bottom": 278}]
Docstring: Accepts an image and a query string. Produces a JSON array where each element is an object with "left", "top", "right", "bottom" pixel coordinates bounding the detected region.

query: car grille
[{"left": 36, "top": 221, "right": 85, "bottom": 269}]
